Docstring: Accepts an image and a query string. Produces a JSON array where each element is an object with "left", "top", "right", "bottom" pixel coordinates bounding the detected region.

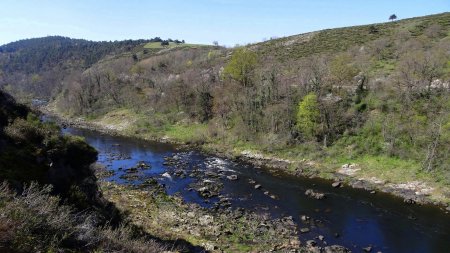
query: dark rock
[
  {"left": 404, "top": 198, "right": 416, "bottom": 204},
  {"left": 332, "top": 182, "right": 341, "bottom": 188}
]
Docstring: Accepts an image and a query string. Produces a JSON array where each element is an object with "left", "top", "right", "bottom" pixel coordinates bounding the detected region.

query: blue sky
[{"left": 0, "top": 0, "right": 448, "bottom": 46}]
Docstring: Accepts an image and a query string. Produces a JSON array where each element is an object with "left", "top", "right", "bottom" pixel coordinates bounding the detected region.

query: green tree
[
  {"left": 296, "top": 93, "right": 320, "bottom": 139},
  {"left": 223, "top": 48, "right": 258, "bottom": 87}
]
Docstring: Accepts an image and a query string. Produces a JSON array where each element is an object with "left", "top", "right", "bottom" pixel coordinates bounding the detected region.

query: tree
[
  {"left": 213, "top": 41, "right": 219, "bottom": 47},
  {"left": 223, "top": 48, "right": 258, "bottom": 87},
  {"left": 198, "top": 91, "right": 214, "bottom": 122},
  {"left": 296, "top": 93, "right": 320, "bottom": 139},
  {"left": 389, "top": 14, "right": 397, "bottom": 22}
]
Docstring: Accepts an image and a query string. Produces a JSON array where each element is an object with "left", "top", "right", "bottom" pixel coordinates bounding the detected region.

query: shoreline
[{"left": 40, "top": 106, "right": 450, "bottom": 213}]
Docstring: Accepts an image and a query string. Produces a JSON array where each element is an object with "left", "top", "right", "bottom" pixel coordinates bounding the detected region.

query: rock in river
[
  {"left": 305, "top": 189, "right": 326, "bottom": 200},
  {"left": 227, "top": 174, "right": 238, "bottom": 181},
  {"left": 300, "top": 228, "right": 310, "bottom": 233},
  {"left": 332, "top": 181, "right": 342, "bottom": 188}
]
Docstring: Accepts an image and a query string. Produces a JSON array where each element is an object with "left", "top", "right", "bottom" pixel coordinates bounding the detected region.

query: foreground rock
[{"left": 100, "top": 181, "right": 301, "bottom": 252}]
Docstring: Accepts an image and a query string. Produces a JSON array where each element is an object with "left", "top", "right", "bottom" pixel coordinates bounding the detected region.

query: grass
[
  {"left": 143, "top": 42, "right": 209, "bottom": 49},
  {"left": 0, "top": 182, "right": 165, "bottom": 253},
  {"left": 257, "top": 12, "right": 450, "bottom": 60}
]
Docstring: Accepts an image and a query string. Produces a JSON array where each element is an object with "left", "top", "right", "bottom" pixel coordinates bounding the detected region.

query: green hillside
[{"left": 1, "top": 12, "right": 450, "bottom": 207}]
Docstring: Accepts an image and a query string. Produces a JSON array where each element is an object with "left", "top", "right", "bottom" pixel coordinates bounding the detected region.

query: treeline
[{"left": 0, "top": 36, "right": 151, "bottom": 73}]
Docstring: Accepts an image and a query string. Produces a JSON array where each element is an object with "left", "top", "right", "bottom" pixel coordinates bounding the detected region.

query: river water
[{"left": 64, "top": 127, "right": 450, "bottom": 253}]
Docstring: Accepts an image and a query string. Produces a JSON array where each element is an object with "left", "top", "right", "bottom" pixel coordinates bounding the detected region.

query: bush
[{"left": 0, "top": 182, "right": 165, "bottom": 252}]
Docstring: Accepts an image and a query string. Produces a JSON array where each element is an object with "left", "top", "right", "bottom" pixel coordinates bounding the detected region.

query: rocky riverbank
[{"left": 40, "top": 106, "right": 450, "bottom": 213}]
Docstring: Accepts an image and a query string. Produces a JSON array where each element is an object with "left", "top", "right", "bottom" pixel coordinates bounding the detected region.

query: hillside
[
  {"left": 1, "top": 12, "right": 450, "bottom": 207},
  {"left": 0, "top": 90, "right": 178, "bottom": 252}
]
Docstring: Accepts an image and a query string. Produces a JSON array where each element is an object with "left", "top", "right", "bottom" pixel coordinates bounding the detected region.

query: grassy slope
[{"left": 256, "top": 12, "right": 450, "bottom": 60}]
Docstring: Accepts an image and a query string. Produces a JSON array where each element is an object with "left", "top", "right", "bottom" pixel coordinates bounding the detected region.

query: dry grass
[{"left": 0, "top": 182, "right": 166, "bottom": 253}]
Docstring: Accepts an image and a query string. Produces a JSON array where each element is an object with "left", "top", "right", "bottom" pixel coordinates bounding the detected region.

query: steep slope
[{"left": 0, "top": 90, "right": 172, "bottom": 252}]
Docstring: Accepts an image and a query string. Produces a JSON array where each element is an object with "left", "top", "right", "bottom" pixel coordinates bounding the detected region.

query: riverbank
[{"left": 41, "top": 105, "right": 450, "bottom": 213}]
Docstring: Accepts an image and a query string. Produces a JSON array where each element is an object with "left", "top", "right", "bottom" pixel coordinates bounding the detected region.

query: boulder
[{"left": 332, "top": 182, "right": 342, "bottom": 188}]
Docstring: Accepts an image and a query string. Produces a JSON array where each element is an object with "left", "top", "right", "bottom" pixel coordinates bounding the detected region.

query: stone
[
  {"left": 323, "top": 245, "right": 351, "bottom": 253},
  {"left": 306, "top": 240, "right": 317, "bottom": 247},
  {"left": 318, "top": 235, "right": 325, "bottom": 241},
  {"left": 332, "top": 182, "right": 341, "bottom": 188},
  {"left": 254, "top": 184, "right": 262, "bottom": 189},
  {"left": 305, "top": 189, "right": 326, "bottom": 200},
  {"left": 300, "top": 228, "right": 310, "bottom": 233},
  {"left": 199, "top": 215, "right": 214, "bottom": 226},
  {"left": 300, "top": 215, "right": 310, "bottom": 221},
  {"left": 227, "top": 174, "right": 238, "bottom": 180}
]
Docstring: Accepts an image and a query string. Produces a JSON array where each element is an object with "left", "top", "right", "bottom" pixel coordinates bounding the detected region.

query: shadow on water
[{"left": 64, "top": 127, "right": 450, "bottom": 253}]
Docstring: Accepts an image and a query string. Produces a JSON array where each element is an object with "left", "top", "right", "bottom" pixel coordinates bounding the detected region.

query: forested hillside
[{"left": 1, "top": 12, "right": 450, "bottom": 203}]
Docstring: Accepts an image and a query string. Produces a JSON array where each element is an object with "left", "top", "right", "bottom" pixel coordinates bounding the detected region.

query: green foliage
[
  {"left": 296, "top": 93, "right": 320, "bottom": 139},
  {"left": 223, "top": 48, "right": 258, "bottom": 86}
]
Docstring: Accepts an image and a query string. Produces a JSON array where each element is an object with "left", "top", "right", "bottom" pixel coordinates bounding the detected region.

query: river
[{"left": 63, "top": 126, "right": 450, "bottom": 253}]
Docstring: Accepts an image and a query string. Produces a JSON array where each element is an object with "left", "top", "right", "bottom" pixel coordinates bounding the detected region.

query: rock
[
  {"left": 306, "top": 240, "right": 317, "bottom": 247},
  {"left": 300, "top": 215, "right": 310, "bottom": 221},
  {"left": 137, "top": 161, "right": 151, "bottom": 169},
  {"left": 227, "top": 174, "right": 238, "bottom": 181},
  {"left": 404, "top": 198, "right": 416, "bottom": 204},
  {"left": 332, "top": 182, "right": 341, "bottom": 188},
  {"left": 254, "top": 184, "right": 262, "bottom": 189},
  {"left": 305, "top": 189, "right": 326, "bottom": 200},
  {"left": 300, "top": 228, "right": 310, "bottom": 233},
  {"left": 199, "top": 215, "right": 214, "bottom": 226},
  {"left": 363, "top": 246, "right": 373, "bottom": 252},
  {"left": 370, "top": 190, "right": 376, "bottom": 194},
  {"left": 323, "top": 245, "right": 351, "bottom": 253},
  {"left": 161, "top": 172, "right": 172, "bottom": 180},
  {"left": 248, "top": 179, "right": 256, "bottom": 184},
  {"left": 318, "top": 235, "right": 325, "bottom": 241}
]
